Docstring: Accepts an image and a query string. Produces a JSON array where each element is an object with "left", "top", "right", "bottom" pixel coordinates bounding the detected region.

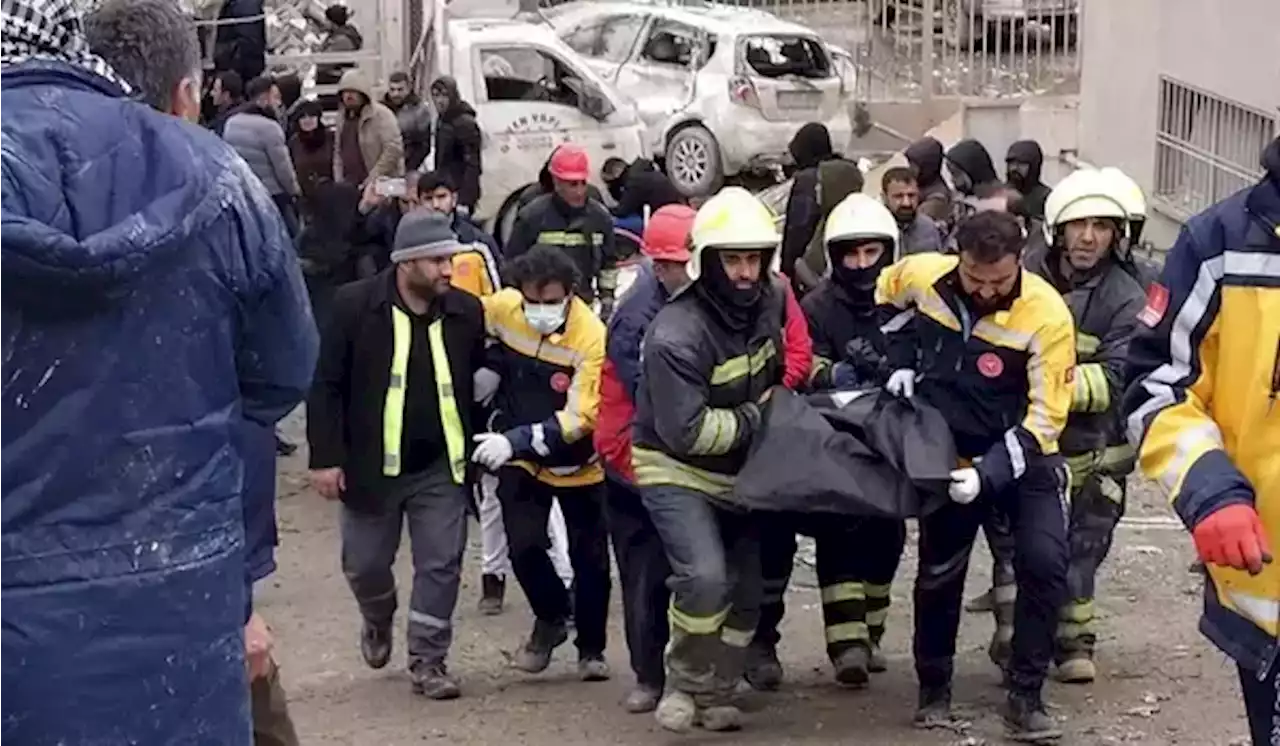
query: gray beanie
[{"left": 391, "top": 210, "right": 462, "bottom": 264}]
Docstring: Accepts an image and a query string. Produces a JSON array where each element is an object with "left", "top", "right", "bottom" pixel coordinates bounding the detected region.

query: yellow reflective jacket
[
  {"left": 450, "top": 242, "right": 501, "bottom": 298},
  {"left": 875, "top": 252, "right": 1075, "bottom": 493},
  {"left": 1123, "top": 166, "right": 1280, "bottom": 671},
  {"left": 481, "top": 289, "right": 606, "bottom": 487}
]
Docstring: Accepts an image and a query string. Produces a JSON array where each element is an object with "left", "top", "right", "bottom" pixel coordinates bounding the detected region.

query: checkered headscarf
[{"left": 0, "top": 0, "right": 132, "bottom": 93}]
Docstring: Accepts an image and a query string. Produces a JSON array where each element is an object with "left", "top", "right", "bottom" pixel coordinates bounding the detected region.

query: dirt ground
[{"left": 262, "top": 414, "right": 1251, "bottom": 746}]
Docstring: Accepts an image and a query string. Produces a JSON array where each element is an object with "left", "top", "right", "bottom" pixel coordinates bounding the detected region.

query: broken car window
[
  {"left": 743, "top": 35, "right": 832, "bottom": 79},
  {"left": 640, "top": 20, "right": 715, "bottom": 69}
]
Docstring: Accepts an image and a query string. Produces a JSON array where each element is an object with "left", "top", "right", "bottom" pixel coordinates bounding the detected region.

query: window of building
[{"left": 1153, "top": 76, "right": 1277, "bottom": 219}]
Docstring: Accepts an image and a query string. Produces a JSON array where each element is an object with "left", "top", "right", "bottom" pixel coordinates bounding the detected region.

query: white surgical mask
[{"left": 524, "top": 299, "right": 568, "bottom": 335}]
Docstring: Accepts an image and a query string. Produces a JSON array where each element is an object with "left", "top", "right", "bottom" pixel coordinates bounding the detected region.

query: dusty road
[{"left": 262, "top": 415, "right": 1251, "bottom": 745}]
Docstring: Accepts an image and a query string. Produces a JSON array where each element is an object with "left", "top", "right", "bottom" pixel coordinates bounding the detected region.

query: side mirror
[{"left": 580, "top": 88, "right": 614, "bottom": 121}]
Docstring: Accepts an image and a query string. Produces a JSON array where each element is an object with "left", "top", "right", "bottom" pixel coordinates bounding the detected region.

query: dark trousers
[
  {"left": 1058, "top": 470, "right": 1125, "bottom": 659},
  {"left": 604, "top": 475, "right": 671, "bottom": 690},
  {"left": 756, "top": 515, "right": 905, "bottom": 661},
  {"left": 271, "top": 193, "right": 300, "bottom": 238},
  {"left": 251, "top": 666, "right": 300, "bottom": 746},
  {"left": 1240, "top": 663, "right": 1280, "bottom": 745},
  {"left": 914, "top": 458, "right": 1069, "bottom": 698},
  {"left": 495, "top": 466, "right": 610, "bottom": 656}
]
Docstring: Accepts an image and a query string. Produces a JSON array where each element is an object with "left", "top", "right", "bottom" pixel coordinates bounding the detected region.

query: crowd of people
[{"left": 3, "top": 0, "right": 1280, "bottom": 744}]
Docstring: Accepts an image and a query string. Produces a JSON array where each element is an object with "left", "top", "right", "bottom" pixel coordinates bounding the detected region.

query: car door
[
  {"left": 611, "top": 17, "right": 708, "bottom": 133},
  {"left": 558, "top": 13, "right": 649, "bottom": 85}
]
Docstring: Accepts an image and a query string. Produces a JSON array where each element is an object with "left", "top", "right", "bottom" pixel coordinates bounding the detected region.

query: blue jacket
[
  {"left": 608, "top": 259, "right": 668, "bottom": 402},
  {"left": 1, "top": 62, "right": 317, "bottom": 746}
]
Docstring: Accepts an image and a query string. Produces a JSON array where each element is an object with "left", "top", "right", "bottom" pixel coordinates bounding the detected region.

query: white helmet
[
  {"left": 687, "top": 186, "right": 781, "bottom": 281},
  {"left": 1099, "top": 166, "right": 1148, "bottom": 245},
  {"left": 1042, "top": 168, "right": 1130, "bottom": 246},
  {"left": 824, "top": 193, "right": 901, "bottom": 259}
]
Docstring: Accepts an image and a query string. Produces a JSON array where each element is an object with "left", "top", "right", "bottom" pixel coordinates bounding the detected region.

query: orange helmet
[
  {"left": 642, "top": 204, "right": 696, "bottom": 262},
  {"left": 549, "top": 144, "right": 590, "bottom": 181}
]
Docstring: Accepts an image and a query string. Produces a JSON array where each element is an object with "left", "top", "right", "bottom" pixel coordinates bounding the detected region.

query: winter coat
[
  {"left": 1006, "top": 139, "right": 1052, "bottom": 221},
  {"left": 899, "top": 212, "right": 945, "bottom": 255},
  {"left": 802, "top": 278, "right": 889, "bottom": 389},
  {"left": 734, "top": 388, "right": 954, "bottom": 517},
  {"left": 782, "top": 157, "right": 864, "bottom": 292},
  {"left": 385, "top": 93, "right": 433, "bottom": 171},
  {"left": 333, "top": 69, "right": 404, "bottom": 184},
  {"left": 316, "top": 23, "right": 364, "bottom": 86},
  {"left": 213, "top": 0, "right": 266, "bottom": 83},
  {"left": 289, "top": 130, "right": 335, "bottom": 209},
  {"left": 1, "top": 61, "right": 317, "bottom": 746},
  {"left": 905, "top": 137, "right": 952, "bottom": 225},
  {"left": 945, "top": 138, "right": 1000, "bottom": 196},
  {"left": 224, "top": 104, "right": 302, "bottom": 197},
  {"left": 431, "top": 77, "right": 483, "bottom": 210},
  {"left": 611, "top": 158, "right": 684, "bottom": 218},
  {"left": 506, "top": 191, "right": 618, "bottom": 304}
]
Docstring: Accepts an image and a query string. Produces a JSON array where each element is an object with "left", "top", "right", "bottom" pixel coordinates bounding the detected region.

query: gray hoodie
[{"left": 223, "top": 104, "right": 301, "bottom": 198}]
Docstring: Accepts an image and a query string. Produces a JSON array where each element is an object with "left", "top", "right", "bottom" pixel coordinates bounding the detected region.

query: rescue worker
[
  {"left": 748, "top": 194, "right": 907, "bottom": 692},
  {"left": 1006, "top": 140, "right": 1052, "bottom": 221},
  {"left": 506, "top": 144, "right": 620, "bottom": 317},
  {"left": 1099, "top": 166, "right": 1162, "bottom": 288},
  {"left": 905, "top": 136, "right": 953, "bottom": 226},
  {"left": 605, "top": 156, "right": 684, "bottom": 222},
  {"left": 632, "top": 187, "right": 787, "bottom": 733},
  {"left": 469, "top": 244, "right": 612, "bottom": 681},
  {"left": 881, "top": 166, "right": 945, "bottom": 255},
  {"left": 876, "top": 210, "right": 1075, "bottom": 741},
  {"left": 781, "top": 122, "right": 865, "bottom": 295},
  {"left": 1024, "top": 169, "right": 1146, "bottom": 684},
  {"left": 1123, "top": 136, "right": 1280, "bottom": 745},
  {"left": 307, "top": 211, "right": 487, "bottom": 700},
  {"left": 518, "top": 149, "right": 608, "bottom": 211}
]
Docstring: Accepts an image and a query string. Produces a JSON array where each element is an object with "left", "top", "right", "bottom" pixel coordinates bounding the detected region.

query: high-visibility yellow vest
[{"left": 382, "top": 307, "right": 467, "bottom": 483}]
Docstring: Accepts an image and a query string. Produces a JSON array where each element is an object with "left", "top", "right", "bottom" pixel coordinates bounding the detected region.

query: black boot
[
  {"left": 360, "top": 621, "right": 392, "bottom": 670},
  {"left": 912, "top": 684, "right": 953, "bottom": 729},
  {"left": 478, "top": 573, "right": 505, "bottom": 616},
  {"left": 512, "top": 618, "right": 568, "bottom": 673},
  {"left": 743, "top": 642, "right": 783, "bottom": 691},
  {"left": 1002, "top": 693, "right": 1063, "bottom": 743}
]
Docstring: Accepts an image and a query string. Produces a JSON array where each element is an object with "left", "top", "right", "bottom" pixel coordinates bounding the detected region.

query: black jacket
[
  {"left": 517, "top": 157, "right": 606, "bottom": 210},
  {"left": 734, "top": 388, "right": 955, "bottom": 517},
  {"left": 1006, "top": 140, "right": 1052, "bottom": 221},
  {"left": 905, "top": 137, "right": 952, "bottom": 225},
  {"left": 506, "top": 192, "right": 618, "bottom": 304},
  {"left": 213, "top": 0, "right": 266, "bottom": 83},
  {"left": 781, "top": 157, "right": 864, "bottom": 291},
  {"left": 801, "top": 279, "right": 888, "bottom": 389},
  {"left": 431, "top": 77, "right": 482, "bottom": 210},
  {"left": 386, "top": 93, "right": 433, "bottom": 171},
  {"left": 945, "top": 138, "right": 1000, "bottom": 196},
  {"left": 307, "top": 271, "right": 487, "bottom": 510},
  {"left": 611, "top": 158, "right": 683, "bottom": 218}
]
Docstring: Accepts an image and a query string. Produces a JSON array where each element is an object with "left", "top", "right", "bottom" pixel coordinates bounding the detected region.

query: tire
[{"left": 665, "top": 125, "right": 723, "bottom": 199}]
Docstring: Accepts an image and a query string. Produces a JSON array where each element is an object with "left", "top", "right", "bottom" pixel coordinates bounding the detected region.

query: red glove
[{"left": 1192, "top": 504, "right": 1273, "bottom": 576}]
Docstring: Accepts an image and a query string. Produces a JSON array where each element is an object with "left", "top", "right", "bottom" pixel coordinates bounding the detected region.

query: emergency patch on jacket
[
  {"left": 550, "top": 372, "right": 572, "bottom": 393},
  {"left": 977, "top": 351, "right": 1004, "bottom": 378},
  {"left": 1137, "top": 283, "right": 1169, "bottom": 328}
]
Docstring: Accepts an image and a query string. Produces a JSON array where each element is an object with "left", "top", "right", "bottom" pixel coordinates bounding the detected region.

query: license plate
[{"left": 777, "top": 90, "right": 821, "bottom": 110}]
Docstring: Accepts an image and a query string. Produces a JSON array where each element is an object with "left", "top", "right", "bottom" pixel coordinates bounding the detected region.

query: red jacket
[{"left": 594, "top": 270, "right": 813, "bottom": 481}]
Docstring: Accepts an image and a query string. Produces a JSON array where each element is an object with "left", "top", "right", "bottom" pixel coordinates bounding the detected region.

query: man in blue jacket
[{"left": 1, "top": 0, "right": 318, "bottom": 743}]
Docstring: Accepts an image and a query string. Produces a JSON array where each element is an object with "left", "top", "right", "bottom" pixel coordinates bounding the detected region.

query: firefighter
[
  {"left": 632, "top": 187, "right": 787, "bottom": 733},
  {"left": 1099, "top": 167, "right": 1163, "bottom": 288},
  {"left": 468, "top": 244, "right": 612, "bottom": 681},
  {"left": 506, "top": 144, "right": 620, "bottom": 319},
  {"left": 1024, "top": 169, "right": 1147, "bottom": 684},
  {"left": 876, "top": 210, "right": 1075, "bottom": 741},
  {"left": 748, "top": 194, "right": 908, "bottom": 691}
]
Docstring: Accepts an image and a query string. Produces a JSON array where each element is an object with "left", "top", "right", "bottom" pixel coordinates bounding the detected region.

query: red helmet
[
  {"left": 642, "top": 204, "right": 696, "bottom": 262},
  {"left": 549, "top": 144, "right": 590, "bottom": 181}
]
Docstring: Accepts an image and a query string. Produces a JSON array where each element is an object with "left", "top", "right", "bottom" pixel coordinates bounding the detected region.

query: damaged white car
[{"left": 547, "top": 1, "right": 857, "bottom": 196}]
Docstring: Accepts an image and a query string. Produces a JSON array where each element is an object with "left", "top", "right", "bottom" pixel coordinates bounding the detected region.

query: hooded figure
[
  {"left": 315, "top": 4, "right": 364, "bottom": 87},
  {"left": 788, "top": 121, "right": 835, "bottom": 171},
  {"left": 430, "top": 75, "right": 482, "bottom": 211},
  {"left": 781, "top": 122, "right": 863, "bottom": 294},
  {"left": 289, "top": 98, "right": 334, "bottom": 209},
  {"left": 333, "top": 68, "right": 403, "bottom": 186},
  {"left": 905, "top": 136, "right": 953, "bottom": 225},
  {"left": 1, "top": 0, "right": 317, "bottom": 741},
  {"left": 944, "top": 138, "right": 1000, "bottom": 197},
  {"left": 1006, "top": 140, "right": 1052, "bottom": 221}
]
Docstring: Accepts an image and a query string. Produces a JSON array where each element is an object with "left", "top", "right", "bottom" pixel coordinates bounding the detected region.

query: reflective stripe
[
  {"left": 669, "top": 601, "right": 729, "bottom": 635},
  {"left": 1059, "top": 599, "right": 1095, "bottom": 623},
  {"left": 880, "top": 308, "right": 916, "bottom": 334},
  {"left": 709, "top": 339, "right": 777, "bottom": 386},
  {"left": 1003, "top": 429, "right": 1027, "bottom": 479},
  {"left": 408, "top": 609, "right": 451, "bottom": 629},
  {"left": 1056, "top": 620, "right": 1093, "bottom": 639},
  {"left": 536, "top": 230, "right": 605, "bottom": 247},
  {"left": 866, "top": 608, "right": 888, "bottom": 627},
  {"left": 1225, "top": 589, "right": 1280, "bottom": 629},
  {"left": 690, "top": 409, "right": 740, "bottom": 456},
  {"left": 1075, "top": 332, "right": 1101, "bottom": 357},
  {"left": 721, "top": 627, "right": 754, "bottom": 648},
  {"left": 531, "top": 423, "right": 550, "bottom": 457},
  {"left": 1066, "top": 451, "right": 1101, "bottom": 492},
  {"left": 820, "top": 581, "right": 864, "bottom": 605},
  {"left": 427, "top": 319, "right": 468, "bottom": 484},
  {"left": 1099, "top": 443, "right": 1136, "bottom": 472},
  {"left": 864, "top": 582, "right": 893, "bottom": 599},
  {"left": 1072, "top": 362, "right": 1110, "bottom": 413},
  {"left": 383, "top": 309, "right": 413, "bottom": 477},
  {"left": 993, "top": 584, "right": 1018, "bottom": 604},
  {"left": 824, "top": 621, "right": 869, "bottom": 644},
  {"left": 632, "top": 446, "right": 735, "bottom": 497}
]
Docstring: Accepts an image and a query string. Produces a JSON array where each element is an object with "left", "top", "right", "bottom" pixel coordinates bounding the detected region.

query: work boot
[
  {"left": 988, "top": 624, "right": 1014, "bottom": 669},
  {"left": 410, "top": 662, "right": 461, "bottom": 700},
  {"left": 912, "top": 685, "right": 953, "bottom": 729},
  {"left": 697, "top": 705, "right": 744, "bottom": 732},
  {"left": 1002, "top": 693, "right": 1063, "bottom": 743},
  {"left": 622, "top": 685, "right": 661, "bottom": 713},
  {"left": 1054, "top": 654, "right": 1096, "bottom": 684},
  {"left": 743, "top": 642, "right": 783, "bottom": 691},
  {"left": 360, "top": 621, "right": 392, "bottom": 670},
  {"left": 511, "top": 619, "right": 568, "bottom": 673},
  {"left": 654, "top": 690, "right": 697, "bottom": 733},
  {"left": 868, "top": 642, "right": 888, "bottom": 673},
  {"left": 578, "top": 654, "right": 611, "bottom": 682},
  {"left": 965, "top": 588, "right": 994, "bottom": 613},
  {"left": 478, "top": 574, "right": 505, "bottom": 616},
  {"left": 832, "top": 645, "right": 870, "bottom": 688}
]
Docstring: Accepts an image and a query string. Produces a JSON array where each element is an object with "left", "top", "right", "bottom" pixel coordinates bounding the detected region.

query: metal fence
[{"left": 684, "top": 0, "right": 1081, "bottom": 103}]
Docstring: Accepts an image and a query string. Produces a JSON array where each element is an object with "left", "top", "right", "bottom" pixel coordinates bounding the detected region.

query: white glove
[
  {"left": 471, "top": 433, "right": 514, "bottom": 470},
  {"left": 473, "top": 367, "right": 500, "bottom": 405},
  {"left": 948, "top": 468, "right": 981, "bottom": 504},
  {"left": 886, "top": 368, "right": 917, "bottom": 398}
]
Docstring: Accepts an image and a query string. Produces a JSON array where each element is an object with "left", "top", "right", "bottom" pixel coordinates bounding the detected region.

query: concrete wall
[{"left": 1077, "top": 0, "right": 1280, "bottom": 248}]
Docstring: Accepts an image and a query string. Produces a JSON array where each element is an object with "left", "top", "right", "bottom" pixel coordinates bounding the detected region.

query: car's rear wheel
[{"left": 665, "top": 125, "right": 723, "bottom": 198}]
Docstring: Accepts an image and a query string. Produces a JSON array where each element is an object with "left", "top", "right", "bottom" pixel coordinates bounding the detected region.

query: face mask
[{"left": 524, "top": 299, "right": 568, "bottom": 335}]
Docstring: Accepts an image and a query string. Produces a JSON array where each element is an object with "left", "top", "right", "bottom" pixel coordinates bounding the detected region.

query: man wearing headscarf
[{"left": 1, "top": 0, "right": 317, "bottom": 742}]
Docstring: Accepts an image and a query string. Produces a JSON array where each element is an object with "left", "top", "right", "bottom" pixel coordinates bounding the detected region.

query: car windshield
[{"left": 742, "top": 35, "right": 831, "bottom": 79}]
